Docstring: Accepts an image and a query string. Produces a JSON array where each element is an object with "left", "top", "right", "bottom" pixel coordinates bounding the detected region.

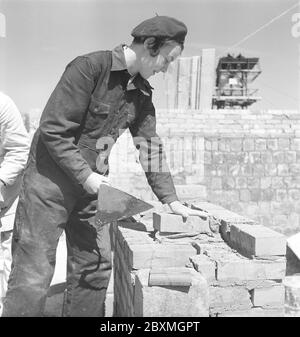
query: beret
[{"left": 131, "top": 16, "right": 187, "bottom": 44}]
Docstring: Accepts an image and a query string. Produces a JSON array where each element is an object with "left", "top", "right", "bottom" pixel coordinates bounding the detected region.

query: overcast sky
[{"left": 0, "top": 0, "right": 299, "bottom": 115}]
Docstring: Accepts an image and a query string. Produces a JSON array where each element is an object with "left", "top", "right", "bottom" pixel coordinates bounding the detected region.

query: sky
[{"left": 0, "top": 0, "right": 299, "bottom": 115}]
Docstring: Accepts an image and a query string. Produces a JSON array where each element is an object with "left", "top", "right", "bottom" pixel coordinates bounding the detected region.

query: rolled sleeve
[
  {"left": 130, "top": 96, "right": 178, "bottom": 204},
  {"left": 39, "top": 56, "right": 98, "bottom": 186}
]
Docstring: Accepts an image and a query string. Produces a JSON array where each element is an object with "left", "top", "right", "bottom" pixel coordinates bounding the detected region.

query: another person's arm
[{"left": 0, "top": 94, "right": 30, "bottom": 206}]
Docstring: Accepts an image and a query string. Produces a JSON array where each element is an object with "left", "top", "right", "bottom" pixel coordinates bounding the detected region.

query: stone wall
[
  {"left": 111, "top": 201, "right": 287, "bottom": 317},
  {"left": 109, "top": 108, "right": 300, "bottom": 236}
]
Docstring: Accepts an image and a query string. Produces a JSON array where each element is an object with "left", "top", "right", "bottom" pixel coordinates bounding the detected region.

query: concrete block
[
  {"left": 153, "top": 212, "right": 210, "bottom": 233},
  {"left": 190, "top": 254, "right": 216, "bottom": 282},
  {"left": 134, "top": 269, "right": 209, "bottom": 317},
  {"left": 126, "top": 242, "right": 197, "bottom": 270},
  {"left": 230, "top": 223, "right": 286, "bottom": 257},
  {"left": 251, "top": 285, "right": 285, "bottom": 307}
]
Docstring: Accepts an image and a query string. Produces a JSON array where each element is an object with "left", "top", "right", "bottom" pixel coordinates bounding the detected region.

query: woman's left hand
[{"left": 168, "top": 200, "right": 210, "bottom": 219}]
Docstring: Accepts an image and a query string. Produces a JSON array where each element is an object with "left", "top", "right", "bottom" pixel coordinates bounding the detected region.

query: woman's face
[{"left": 139, "top": 41, "right": 182, "bottom": 79}]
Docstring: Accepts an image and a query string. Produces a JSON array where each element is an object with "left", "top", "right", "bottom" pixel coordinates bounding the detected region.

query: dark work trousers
[{"left": 2, "top": 139, "right": 112, "bottom": 317}]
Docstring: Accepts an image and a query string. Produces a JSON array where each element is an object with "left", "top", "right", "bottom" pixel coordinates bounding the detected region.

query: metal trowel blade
[{"left": 95, "top": 184, "right": 153, "bottom": 227}]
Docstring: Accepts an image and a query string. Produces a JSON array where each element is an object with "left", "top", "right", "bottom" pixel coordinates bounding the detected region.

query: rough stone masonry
[{"left": 111, "top": 200, "right": 287, "bottom": 317}]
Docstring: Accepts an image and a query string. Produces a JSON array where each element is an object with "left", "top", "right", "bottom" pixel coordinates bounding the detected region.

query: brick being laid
[
  {"left": 229, "top": 223, "right": 286, "bottom": 257},
  {"left": 153, "top": 212, "right": 210, "bottom": 233}
]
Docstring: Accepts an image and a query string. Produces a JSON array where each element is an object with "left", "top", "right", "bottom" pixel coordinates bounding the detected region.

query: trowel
[{"left": 95, "top": 184, "right": 153, "bottom": 227}]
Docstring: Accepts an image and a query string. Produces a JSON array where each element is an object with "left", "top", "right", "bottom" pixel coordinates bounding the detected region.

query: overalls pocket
[{"left": 84, "top": 96, "right": 111, "bottom": 131}]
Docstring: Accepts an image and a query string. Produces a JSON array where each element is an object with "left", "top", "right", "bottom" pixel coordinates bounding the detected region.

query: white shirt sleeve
[{"left": 0, "top": 93, "right": 30, "bottom": 186}]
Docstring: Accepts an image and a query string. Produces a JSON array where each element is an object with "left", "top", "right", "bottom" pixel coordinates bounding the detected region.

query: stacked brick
[
  {"left": 112, "top": 217, "right": 209, "bottom": 317},
  {"left": 111, "top": 201, "right": 287, "bottom": 317},
  {"left": 190, "top": 201, "right": 287, "bottom": 317}
]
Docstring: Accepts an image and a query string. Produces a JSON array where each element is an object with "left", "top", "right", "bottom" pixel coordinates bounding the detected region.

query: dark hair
[{"left": 132, "top": 36, "right": 184, "bottom": 56}]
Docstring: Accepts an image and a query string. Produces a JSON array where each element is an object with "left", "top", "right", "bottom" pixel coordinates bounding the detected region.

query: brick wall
[
  {"left": 24, "top": 107, "right": 300, "bottom": 236},
  {"left": 111, "top": 201, "right": 287, "bottom": 317},
  {"left": 109, "top": 108, "right": 300, "bottom": 236}
]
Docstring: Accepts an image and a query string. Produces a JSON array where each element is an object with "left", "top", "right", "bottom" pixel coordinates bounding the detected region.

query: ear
[
  {"left": 143, "top": 37, "right": 160, "bottom": 57},
  {"left": 143, "top": 37, "right": 156, "bottom": 50}
]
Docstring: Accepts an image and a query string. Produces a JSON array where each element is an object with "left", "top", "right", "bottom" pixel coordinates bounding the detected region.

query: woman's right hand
[{"left": 83, "top": 172, "right": 110, "bottom": 195}]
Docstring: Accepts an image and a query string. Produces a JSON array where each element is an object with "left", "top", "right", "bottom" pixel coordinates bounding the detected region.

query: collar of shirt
[{"left": 111, "top": 44, "right": 153, "bottom": 96}]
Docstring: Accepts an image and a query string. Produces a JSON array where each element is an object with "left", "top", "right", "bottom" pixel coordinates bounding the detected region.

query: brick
[
  {"left": 228, "top": 164, "right": 240, "bottom": 176},
  {"left": 265, "top": 163, "right": 277, "bottom": 176},
  {"left": 134, "top": 269, "right": 209, "bottom": 317},
  {"left": 261, "top": 177, "right": 272, "bottom": 189},
  {"left": 261, "top": 189, "right": 275, "bottom": 201},
  {"left": 256, "top": 139, "right": 267, "bottom": 151},
  {"left": 153, "top": 212, "right": 210, "bottom": 233},
  {"left": 278, "top": 138, "right": 290, "bottom": 150},
  {"left": 204, "top": 151, "right": 211, "bottom": 164},
  {"left": 239, "top": 189, "right": 251, "bottom": 202},
  {"left": 208, "top": 248, "right": 286, "bottom": 281},
  {"left": 285, "top": 151, "right": 297, "bottom": 163},
  {"left": 190, "top": 254, "right": 216, "bottom": 282},
  {"left": 211, "top": 140, "right": 218, "bottom": 151},
  {"left": 230, "top": 223, "right": 286, "bottom": 257},
  {"left": 205, "top": 140, "right": 211, "bottom": 151},
  {"left": 230, "top": 139, "right": 242, "bottom": 152},
  {"left": 290, "top": 163, "right": 300, "bottom": 175},
  {"left": 247, "top": 177, "right": 260, "bottom": 188},
  {"left": 249, "top": 152, "right": 261, "bottom": 164},
  {"left": 209, "top": 286, "right": 252, "bottom": 312},
  {"left": 260, "top": 151, "right": 272, "bottom": 163},
  {"left": 271, "top": 177, "right": 285, "bottom": 189},
  {"left": 218, "top": 141, "right": 230, "bottom": 152},
  {"left": 212, "top": 152, "right": 223, "bottom": 164},
  {"left": 243, "top": 139, "right": 255, "bottom": 151},
  {"left": 283, "top": 274, "right": 300, "bottom": 311},
  {"left": 267, "top": 139, "right": 278, "bottom": 151},
  {"left": 250, "top": 189, "right": 262, "bottom": 202},
  {"left": 127, "top": 242, "right": 197, "bottom": 269},
  {"left": 222, "top": 177, "right": 235, "bottom": 190},
  {"left": 235, "top": 177, "right": 247, "bottom": 189},
  {"left": 252, "top": 164, "right": 265, "bottom": 177},
  {"left": 291, "top": 138, "right": 300, "bottom": 151},
  {"left": 218, "top": 307, "right": 284, "bottom": 317},
  {"left": 211, "top": 177, "right": 222, "bottom": 190},
  {"left": 273, "top": 151, "right": 285, "bottom": 163},
  {"left": 251, "top": 285, "right": 285, "bottom": 307},
  {"left": 277, "top": 164, "right": 289, "bottom": 176},
  {"left": 276, "top": 189, "right": 288, "bottom": 202}
]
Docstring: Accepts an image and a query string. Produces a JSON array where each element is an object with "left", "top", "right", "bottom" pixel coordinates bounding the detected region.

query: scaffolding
[{"left": 212, "top": 54, "right": 262, "bottom": 109}]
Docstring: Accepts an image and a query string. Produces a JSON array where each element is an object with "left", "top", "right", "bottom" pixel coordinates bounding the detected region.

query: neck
[{"left": 123, "top": 45, "right": 139, "bottom": 76}]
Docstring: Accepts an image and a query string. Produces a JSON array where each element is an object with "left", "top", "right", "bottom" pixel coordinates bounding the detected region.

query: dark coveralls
[{"left": 2, "top": 45, "right": 178, "bottom": 317}]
